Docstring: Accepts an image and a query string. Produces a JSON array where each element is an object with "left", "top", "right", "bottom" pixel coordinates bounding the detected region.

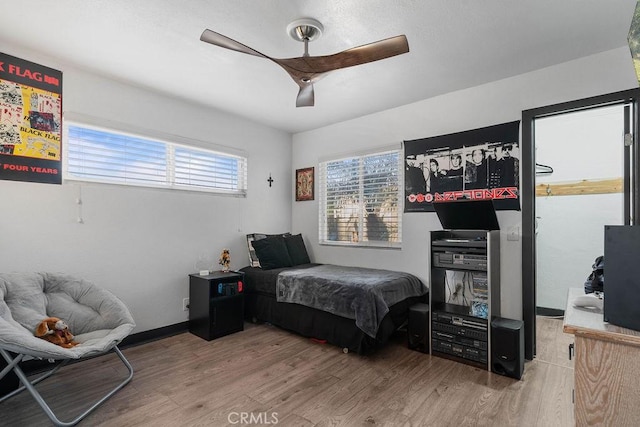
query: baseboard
[
  {"left": 536, "top": 306, "right": 564, "bottom": 317},
  {"left": 120, "top": 321, "right": 189, "bottom": 348}
]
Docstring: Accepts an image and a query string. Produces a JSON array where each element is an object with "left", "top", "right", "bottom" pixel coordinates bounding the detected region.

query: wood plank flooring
[{"left": 0, "top": 316, "right": 574, "bottom": 426}]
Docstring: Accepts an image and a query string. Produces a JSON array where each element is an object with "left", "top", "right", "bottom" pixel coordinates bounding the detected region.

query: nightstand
[{"left": 188, "top": 271, "right": 244, "bottom": 341}]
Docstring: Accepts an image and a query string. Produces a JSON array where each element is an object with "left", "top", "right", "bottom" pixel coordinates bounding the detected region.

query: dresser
[{"left": 563, "top": 288, "right": 640, "bottom": 426}]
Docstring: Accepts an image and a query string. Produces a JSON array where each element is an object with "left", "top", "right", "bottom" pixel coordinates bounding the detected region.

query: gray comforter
[{"left": 276, "top": 264, "right": 427, "bottom": 338}]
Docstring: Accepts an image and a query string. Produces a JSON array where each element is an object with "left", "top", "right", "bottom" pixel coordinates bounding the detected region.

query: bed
[{"left": 240, "top": 233, "right": 428, "bottom": 353}]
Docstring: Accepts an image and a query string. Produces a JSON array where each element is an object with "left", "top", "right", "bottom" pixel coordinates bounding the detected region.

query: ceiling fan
[{"left": 200, "top": 18, "right": 409, "bottom": 107}]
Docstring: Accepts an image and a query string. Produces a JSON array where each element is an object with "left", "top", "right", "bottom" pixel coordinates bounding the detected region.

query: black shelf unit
[
  {"left": 188, "top": 271, "right": 245, "bottom": 341},
  {"left": 429, "top": 230, "right": 500, "bottom": 370}
]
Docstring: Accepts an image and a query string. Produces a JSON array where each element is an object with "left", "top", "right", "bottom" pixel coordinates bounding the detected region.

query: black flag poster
[
  {"left": 0, "top": 52, "right": 62, "bottom": 184},
  {"left": 404, "top": 121, "right": 520, "bottom": 212}
]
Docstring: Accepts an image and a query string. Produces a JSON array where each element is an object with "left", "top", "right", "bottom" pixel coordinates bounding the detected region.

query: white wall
[
  {"left": 0, "top": 46, "right": 292, "bottom": 333},
  {"left": 292, "top": 47, "right": 638, "bottom": 320},
  {"left": 2, "top": 44, "right": 635, "bottom": 332}
]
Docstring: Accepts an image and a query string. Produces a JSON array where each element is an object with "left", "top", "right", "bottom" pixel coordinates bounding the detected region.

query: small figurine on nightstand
[{"left": 218, "top": 249, "right": 231, "bottom": 272}]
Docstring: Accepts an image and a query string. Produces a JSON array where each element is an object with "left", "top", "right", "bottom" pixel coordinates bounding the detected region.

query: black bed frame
[{"left": 244, "top": 291, "right": 424, "bottom": 354}]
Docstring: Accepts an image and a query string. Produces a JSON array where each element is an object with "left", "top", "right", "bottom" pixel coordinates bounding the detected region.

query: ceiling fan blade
[
  {"left": 296, "top": 84, "right": 314, "bottom": 107},
  {"left": 200, "top": 28, "right": 406, "bottom": 107},
  {"left": 277, "top": 35, "right": 409, "bottom": 74},
  {"left": 200, "top": 29, "right": 268, "bottom": 59},
  {"left": 323, "top": 34, "right": 409, "bottom": 71}
]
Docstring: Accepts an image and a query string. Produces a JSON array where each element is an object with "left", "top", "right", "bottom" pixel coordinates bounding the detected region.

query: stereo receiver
[{"left": 432, "top": 252, "right": 487, "bottom": 271}]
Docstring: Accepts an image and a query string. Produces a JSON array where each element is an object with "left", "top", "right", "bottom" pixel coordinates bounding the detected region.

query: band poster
[
  {"left": 0, "top": 52, "right": 62, "bottom": 184},
  {"left": 404, "top": 121, "right": 520, "bottom": 212}
]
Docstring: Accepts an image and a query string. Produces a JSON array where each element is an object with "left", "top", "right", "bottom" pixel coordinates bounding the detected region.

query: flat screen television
[{"left": 433, "top": 199, "right": 500, "bottom": 230}]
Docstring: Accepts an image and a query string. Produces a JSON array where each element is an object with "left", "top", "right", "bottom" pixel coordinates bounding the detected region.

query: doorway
[
  {"left": 534, "top": 105, "right": 626, "bottom": 314},
  {"left": 522, "top": 88, "right": 640, "bottom": 360}
]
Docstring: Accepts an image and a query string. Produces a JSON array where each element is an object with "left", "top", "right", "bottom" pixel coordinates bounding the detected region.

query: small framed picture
[{"left": 296, "top": 167, "right": 314, "bottom": 201}]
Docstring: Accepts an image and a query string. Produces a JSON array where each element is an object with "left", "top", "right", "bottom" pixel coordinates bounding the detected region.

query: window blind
[
  {"left": 319, "top": 149, "right": 402, "bottom": 247},
  {"left": 65, "top": 124, "right": 247, "bottom": 195}
]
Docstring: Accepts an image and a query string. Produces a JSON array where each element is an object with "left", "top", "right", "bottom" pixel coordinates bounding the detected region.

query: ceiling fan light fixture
[{"left": 287, "top": 18, "right": 323, "bottom": 42}]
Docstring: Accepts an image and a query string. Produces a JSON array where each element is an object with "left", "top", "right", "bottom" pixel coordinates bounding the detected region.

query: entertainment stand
[{"left": 429, "top": 229, "right": 500, "bottom": 370}]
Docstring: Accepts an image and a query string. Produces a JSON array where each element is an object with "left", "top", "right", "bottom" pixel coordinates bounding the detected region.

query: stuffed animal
[{"left": 34, "top": 317, "right": 78, "bottom": 348}]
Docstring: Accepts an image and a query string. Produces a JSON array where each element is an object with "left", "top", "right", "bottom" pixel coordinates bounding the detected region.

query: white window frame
[
  {"left": 319, "top": 147, "right": 402, "bottom": 248},
  {"left": 63, "top": 114, "right": 247, "bottom": 196}
]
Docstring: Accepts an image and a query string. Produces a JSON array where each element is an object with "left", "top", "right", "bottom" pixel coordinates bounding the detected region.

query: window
[
  {"left": 64, "top": 122, "right": 247, "bottom": 195},
  {"left": 319, "top": 149, "right": 402, "bottom": 247}
]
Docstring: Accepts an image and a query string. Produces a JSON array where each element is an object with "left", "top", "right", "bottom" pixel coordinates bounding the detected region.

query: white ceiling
[{"left": 1, "top": 1, "right": 637, "bottom": 134}]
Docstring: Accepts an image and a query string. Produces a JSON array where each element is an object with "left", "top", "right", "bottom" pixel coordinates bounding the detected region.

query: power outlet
[{"left": 183, "top": 298, "right": 189, "bottom": 311}]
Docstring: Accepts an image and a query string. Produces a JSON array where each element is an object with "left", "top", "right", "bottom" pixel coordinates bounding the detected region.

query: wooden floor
[{"left": 0, "top": 316, "right": 574, "bottom": 426}]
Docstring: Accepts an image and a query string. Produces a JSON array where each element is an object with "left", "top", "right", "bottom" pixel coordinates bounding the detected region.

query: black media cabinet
[{"left": 188, "top": 271, "right": 245, "bottom": 341}]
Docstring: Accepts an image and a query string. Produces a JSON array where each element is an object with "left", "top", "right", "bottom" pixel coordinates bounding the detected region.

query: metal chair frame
[{"left": 0, "top": 346, "right": 133, "bottom": 427}]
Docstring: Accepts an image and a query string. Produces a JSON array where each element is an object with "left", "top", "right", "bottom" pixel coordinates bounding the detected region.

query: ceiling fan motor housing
[{"left": 287, "top": 18, "right": 324, "bottom": 42}]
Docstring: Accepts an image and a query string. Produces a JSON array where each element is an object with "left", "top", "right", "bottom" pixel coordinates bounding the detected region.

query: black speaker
[
  {"left": 491, "top": 317, "right": 524, "bottom": 380},
  {"left": 408, "top": 303, "right": 429, "bottom": 353},
  {"left": 604, "top": 225, "right": 640, "bottom": 331},
  {"left": 0, "top": 355, "right": 19, "bottom": 397}
]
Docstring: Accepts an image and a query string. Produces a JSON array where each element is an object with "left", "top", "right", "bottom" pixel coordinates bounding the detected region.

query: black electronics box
[
  {"left": 408, "top": 303, "right": 429, "bottom": 353},
  {"left": 604, "top": 225, "right": 640, "bottom": 331},
  {"left": 431, "top": 310, "right": 489, "bottom": 364},
  {"left": 0, "top": 357, "right": 19, "bottom": 397}
]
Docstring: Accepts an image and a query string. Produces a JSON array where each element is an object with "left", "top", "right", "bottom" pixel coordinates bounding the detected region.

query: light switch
[{"left": 507, "top": 226, "right": 520, "bottom": 241}]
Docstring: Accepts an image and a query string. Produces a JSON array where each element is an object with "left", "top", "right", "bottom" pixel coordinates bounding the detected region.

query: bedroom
[{"left": 1, "top": 0, "right": 639, "bottom": 425}]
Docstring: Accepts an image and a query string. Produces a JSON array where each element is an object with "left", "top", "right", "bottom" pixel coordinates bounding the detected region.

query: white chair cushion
[{"left": 0, "top": 272, "right": 135, "bottom": 360}]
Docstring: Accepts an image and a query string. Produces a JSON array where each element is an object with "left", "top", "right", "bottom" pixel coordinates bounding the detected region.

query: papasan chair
[{"left": 0, "top": 272, "right": 136, "bottom": 426}]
